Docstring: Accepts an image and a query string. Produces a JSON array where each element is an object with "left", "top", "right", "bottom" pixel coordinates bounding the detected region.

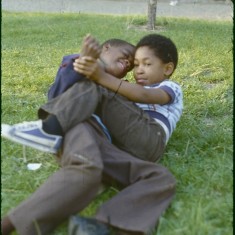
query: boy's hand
[
  {"left": 73, "top": 56, "right": 104, "bottom": 81},
  {"left": 80, "top": 34, "right": 101, "bottom": 59}
]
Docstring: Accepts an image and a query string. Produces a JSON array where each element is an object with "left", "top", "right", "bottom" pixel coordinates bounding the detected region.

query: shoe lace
[{"left": 13, "top": 120, "right": 41, "bottom": 130}]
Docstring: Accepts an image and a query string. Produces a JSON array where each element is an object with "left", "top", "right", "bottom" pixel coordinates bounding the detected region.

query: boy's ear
[
  {"left": 102, "top": 43, "right": 110, "bottom": 52},
  {"left": 164, "top": 62, "right": 175, "bottom": 76}
]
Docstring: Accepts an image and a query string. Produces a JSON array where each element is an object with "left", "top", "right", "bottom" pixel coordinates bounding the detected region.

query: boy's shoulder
[
  {"left": 161, "top": 79, "right": 181, "bottom": 87},
  {"left": 149, "top": 79, "right": 181, "bottom": 89},
  {"left": 62, "top": 53, "right": 80, "bottom": 63},
  {"left": 158, "top": 80, "right": 183, "bottom": 97}
]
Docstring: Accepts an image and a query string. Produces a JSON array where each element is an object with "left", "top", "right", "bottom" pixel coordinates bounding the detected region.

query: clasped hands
[{"left": 73, "top": 35, "right": 103, "bottom": 81}]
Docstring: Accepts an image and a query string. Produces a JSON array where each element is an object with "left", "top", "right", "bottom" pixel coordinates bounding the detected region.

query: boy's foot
[
  {"left": 68, "top": 216, "right": 111, "bottom": 235},
  {"left": 1, "top": 120, "right": 62, "bottom": 153},
  {"left": 68, "top": 216, "right": 137, "bottom": 235}
]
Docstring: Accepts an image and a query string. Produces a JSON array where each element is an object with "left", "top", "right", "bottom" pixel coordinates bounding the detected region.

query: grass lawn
[{"left": 1, "top": 11, "right": 233, "bottom": 235}]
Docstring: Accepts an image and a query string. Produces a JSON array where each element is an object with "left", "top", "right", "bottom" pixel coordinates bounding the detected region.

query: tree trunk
[{"left": 147, "top": 0, "right": 157, "bottom": 30}]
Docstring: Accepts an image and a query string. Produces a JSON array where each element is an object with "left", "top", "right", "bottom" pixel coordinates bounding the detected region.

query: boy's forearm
[
  {"left": 73, "top": 55, "right": 170, "bottom": 104},
  {"left": 93, "top": 73, "right": 170, "bottom": 104}
]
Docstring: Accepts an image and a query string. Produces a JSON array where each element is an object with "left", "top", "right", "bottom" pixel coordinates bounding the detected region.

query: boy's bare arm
[{"left": 74, "top": 56, "right": 171, "bottom": 105}]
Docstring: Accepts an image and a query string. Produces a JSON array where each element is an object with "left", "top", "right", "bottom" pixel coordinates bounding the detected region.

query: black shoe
[{"left": 68, "top": 215, "right": 111, "bottom": 235}]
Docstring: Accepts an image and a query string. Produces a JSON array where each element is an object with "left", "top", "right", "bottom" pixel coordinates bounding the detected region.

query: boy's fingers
[
  {"left": 73, "top": 57, "right": 97, "bottom": 74},
  {"left": 74, "top": 56, "right": 96, "bottom": 63},
  {"left": 81, "top": 35, "right": 101, "bottom": 58},
  {"left": 73, "top": 62, "right": 96, "bottom": 78}
]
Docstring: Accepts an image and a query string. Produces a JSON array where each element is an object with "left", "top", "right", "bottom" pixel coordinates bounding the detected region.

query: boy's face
[
  {"left": 133, "top": 46, "right": 173, "bottom": 86},
  {"left": 100, "top": 44, "right": 135, "bottom": 78}
]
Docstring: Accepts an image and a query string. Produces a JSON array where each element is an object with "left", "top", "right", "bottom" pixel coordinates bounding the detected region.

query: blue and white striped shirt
[{"left": 135, "top": 80, "right": 183, "bottom": 143}]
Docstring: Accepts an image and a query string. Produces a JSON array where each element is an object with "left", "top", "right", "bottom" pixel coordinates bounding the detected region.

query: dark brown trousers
[
  {"left": 39, "top": 79, "right": 166, "bottom": 162},
  {"left": 8, "top": 118, "right": 175, "bottom": 235}
]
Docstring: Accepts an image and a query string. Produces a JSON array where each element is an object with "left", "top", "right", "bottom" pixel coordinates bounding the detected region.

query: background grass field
[{"left": 1, "top": 11, "right": 233, "bottom": 235}]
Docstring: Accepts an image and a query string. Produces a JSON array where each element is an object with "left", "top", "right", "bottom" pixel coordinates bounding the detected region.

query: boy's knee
[
  {"left": 61, "top": 151, "right": 103, "bottom": 172},
  {"left": 153, "top": 164, "right": 176, "bottom": 188}
]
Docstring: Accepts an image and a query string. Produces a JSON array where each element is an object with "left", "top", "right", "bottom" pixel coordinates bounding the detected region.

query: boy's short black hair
[
  {"left": 136, "top": 34, "right": 178, "bottom": 70},
  {"left": 102, "top": 38, "right": 135, "bottom": 50}
]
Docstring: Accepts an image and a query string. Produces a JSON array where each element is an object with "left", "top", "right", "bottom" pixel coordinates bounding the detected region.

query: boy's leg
[
  {"left": 98, "top": 91, "right": 166, "bottom": 162},
  {"left": 97, "top": 141, "right": 176, "bottom": 234},
  {"left": 7, "top": 120, "right": 105, "bottom": 235},
  {"left": 38, "top": 79, "right": 101, "bottom": 132},
  {"left": 1, "top": 79, "right": 101, "bottom": 154}
]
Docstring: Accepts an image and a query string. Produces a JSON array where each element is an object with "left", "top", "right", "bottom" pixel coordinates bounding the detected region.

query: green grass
[{"left": 1, "top": 11, "right": 233, "bottom": 235}]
